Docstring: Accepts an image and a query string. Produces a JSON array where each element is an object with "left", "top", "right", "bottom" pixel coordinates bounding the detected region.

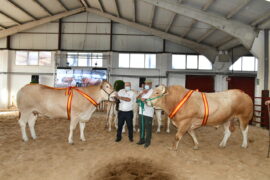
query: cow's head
[
  {"left": 146, "top": 85, "right": 168, "bottom": 108},
  {"left": 100, "top": 81, "right": 116, "bottom": 101}
]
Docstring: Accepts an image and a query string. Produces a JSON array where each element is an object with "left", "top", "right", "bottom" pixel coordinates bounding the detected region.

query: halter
[{"left": 102, "top": 88, "right": 115, "bottom": 101}]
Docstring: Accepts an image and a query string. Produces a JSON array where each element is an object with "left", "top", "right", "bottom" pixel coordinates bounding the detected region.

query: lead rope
[{"left": 137, "top": 99, "right": 145, "bottom": 139}]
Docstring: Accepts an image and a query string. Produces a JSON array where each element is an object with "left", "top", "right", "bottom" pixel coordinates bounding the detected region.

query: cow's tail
[{"left": 18, "top": 111, "right": 21, "bottom": 119}]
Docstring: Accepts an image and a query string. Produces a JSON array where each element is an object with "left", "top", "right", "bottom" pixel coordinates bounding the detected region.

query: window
[
  {"left": 229, "top": 56, "right": 257, "bottom": 72},
  {"left": 172, "top": 54, "right": 212, "bottom": 70},
  {"left": 130, "top": 54, "right": 144, "bottom": 68},
  {"left": 186, "top": 55, "right": 198, "bottom": 69},
  {"left": 15, "top": 51, "right": 52, "bottom": 66},
  {"left": 172, "top": 55, "right": 185, "bottom": 69},
  {"left": 39, "top": 52, "right": 51, "bottom": 66},
  {"left": 91, "top": 53, "right": 103, "bottom": 67},
  {"left": 67, "top": 52, "right": 103, "bottom": 67},
  {"left": 119, "top": 54, "right": 130, "bottom": 68},
  {"left": 198, "top": 55, "right": 212, "bottom": 70},
  {"left": 15, "top": 51, "right": 28, "bottom": 65},
  {"left": 118, "top": 53, "right": 156, "bottom": 68},
  {"left": 28, "top": 52, "right": 38, "bottom": 65}
]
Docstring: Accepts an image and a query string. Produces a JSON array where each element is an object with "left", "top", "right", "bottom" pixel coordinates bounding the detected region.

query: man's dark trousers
[
  {"left": 116, "top": 111, "right": 133, "bottom": 140},
  {"left": 138, "top": 115, "right": 153, "bottom": 145}
]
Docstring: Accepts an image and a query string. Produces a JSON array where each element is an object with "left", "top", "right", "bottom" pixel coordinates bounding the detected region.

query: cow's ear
[{"left": 160, "top": 84, "right": 167, "bottom": 94}]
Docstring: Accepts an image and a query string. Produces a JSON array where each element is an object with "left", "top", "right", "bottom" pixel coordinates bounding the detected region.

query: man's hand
[{"left": 141, "top": 98, "right": 146, "bottom": 102}]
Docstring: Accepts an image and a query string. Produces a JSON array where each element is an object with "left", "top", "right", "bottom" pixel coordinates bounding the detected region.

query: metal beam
[
  {"left": 97, "top": 0, "right": 104, "bottom": 12},
  {"left": 201, "top": 0, "right": 215, "bottom": 11},
  {"left": 226, "top": 0, "right": 250, "bottom": 19},
  {"left": 197, "top": 28, "right": 215, "bottom": 43},
  {"left": 0, "top": 8, "right": 85, "bottom": 39},
  {"left": 218, "top": 39, "right": 241, "bottom": 50},
  {"left": 0, "top": 10, "right": 22, "bottom": 24},
  {"left": 142, "top": 0, "right": 256, "bottom": 49},
  {"left": 251, "top": 11, "right": 270, "bottom": 26},
  {"left": 57, "top": 0, "right": 69, "bottom": 11},
  {"left": 86, "top": 7, "right": 218, "bottom": 60},
  {"left": 165, "top": 13, "right": 176, "bottom": 32},
  {"left": 132, "top": 0, "right": 136, "bottom": 22},
  {"left": 182, "top": 0, "right": 215, "bottom": 38},
  {"left": 114, "top": 0, "right": 120, "bottom": 17},
  {"left": 182, "top": 19, "right": 196, "bottom": 37},
  {"left": 149, "top": 5, "right": 156, "bottom": 27},
  {"left": 0, "top": 24, "right": 7, "bottom": 29},
  {"left": 33, "top": 0, "right": 53, "bottom": 16},
  {"left": 79, "top": 0, "right": 90, "bottom": 8},
  {"left": 258, "top": 19, "right": 270, "bottom": 29},
  {"left": 58, "top": 19, "right": 62, "bottom": 50},
  {"left": 7, "top": 0, "right": 38, "bottom": 20},
  {"left": 215, "top": 36, "right": 233, "bottom": 48}
]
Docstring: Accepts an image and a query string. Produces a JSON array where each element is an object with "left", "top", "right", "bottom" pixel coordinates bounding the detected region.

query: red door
[
  {"left": 186, "top": 75, "right": 214, "bottom": 92},
  {"left": 227, "top": 76, "right": 255, "bottom": 99}
]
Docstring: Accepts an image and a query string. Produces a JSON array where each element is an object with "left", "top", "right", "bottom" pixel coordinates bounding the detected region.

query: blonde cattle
[
  {"left": 147, "top": 85, "right": 253, "bottom": 150},
  {"left": 17, "top": 81, "right": 115, "bottom": 144}
]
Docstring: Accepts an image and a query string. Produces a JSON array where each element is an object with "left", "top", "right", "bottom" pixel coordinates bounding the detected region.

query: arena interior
[{"left": 0, "top": 0, "right": 270, "bottom": 180}]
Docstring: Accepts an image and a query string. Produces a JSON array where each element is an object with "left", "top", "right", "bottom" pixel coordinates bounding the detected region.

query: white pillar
[{"left": 0, "top": 50, "right": 9, "bottom": 109}]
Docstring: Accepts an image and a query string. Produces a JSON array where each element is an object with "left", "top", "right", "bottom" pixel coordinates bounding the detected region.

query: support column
[
  {"left": 0, "top": 50, "right": 9, "bottom": 109},
  {"left": 264, "top": 29, "right": 269, "bottom": 90}
]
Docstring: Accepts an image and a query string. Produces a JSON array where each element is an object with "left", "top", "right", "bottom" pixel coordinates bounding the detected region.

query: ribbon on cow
[
  {"left": 168, "top": 89, "right": 209, "bottom": 126},
  {"left": 28, "top": 84, "right": 98, "bottom": 120},
  {"left": 201, "top": 93, "right": 209, "bottom": 126},
  {"left": 168, "top": 90, "right": 196, "bottom": 119}
]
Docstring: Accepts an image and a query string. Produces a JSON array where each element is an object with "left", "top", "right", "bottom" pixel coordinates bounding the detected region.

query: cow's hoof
[
  {"left": 68, "top": 141, "right": 74, "bottom": 145},
  {"left": 193, "top": 146, "right": 199, "bottom": 150},
  {"left": 32, "top": 135, "right": 37, "bottom": 140},
  {"left": 22, "top": 137, "right": 29, "bottom": 142},
  {"left": 80, "top": 138, "right": 86, "bottom": 142},
  {"left": 156, "top": 130, "right": 160, "bottom": 133},
  {"left": 108, "top": 129, "right": 112, "bottom": 132},
  {"left": 241, "top": 144, "right": 248, "bottom": 148},
  {"left": 166, "top": 130, "right": 170, "bottom": 134},
  {"left": 219, "top": 144, "right": 226, "bottom": 148},
  {"left": 168, "top": 147, "right": 178, "bottom": 151}
]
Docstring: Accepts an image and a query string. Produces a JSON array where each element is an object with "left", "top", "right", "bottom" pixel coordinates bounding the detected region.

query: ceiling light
[{"left": 266, "top": 0, "right": 270, "bottom": 2}]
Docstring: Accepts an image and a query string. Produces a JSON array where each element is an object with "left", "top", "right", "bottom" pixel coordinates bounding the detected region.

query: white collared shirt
[
  {"left": 118, "top": 89, "right": 135, "bottom": 112},
  {"left": 139, "top": 89, "right": 154, "bottom": 117}
]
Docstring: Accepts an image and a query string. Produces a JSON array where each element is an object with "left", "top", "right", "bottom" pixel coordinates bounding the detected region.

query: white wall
[{"left": 0, "top": 50, "right": 55, "bottom": 108}]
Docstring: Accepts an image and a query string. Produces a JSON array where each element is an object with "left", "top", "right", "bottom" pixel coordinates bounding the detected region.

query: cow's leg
[
  {"left": 79, "top": 122, "right": 86, "bottom": 141},
  {"left": 239, "top": 116, "right": 249, "bottom": 148},
  {"left": 155, "top": 110, "right": 161, "bottom": 133},
  {"left": 171, "top": 121, "right": 190, "bottom": 151},
  {"left": 188, "top": 129, "right": 199, "bottom": 150},
  {"left": 18, "top": 112, "right": 30, "bottom": 142},
  {"left": 68, "top": 118, "right": 79, "bottom": 144},
  {"left": 28, "top": 113, "right": 38, "bottom": 140},
  {"left": 166, "top": 117, "right": 171, "bottom": 133},
  {"left": 114, "top": 108, "right": 118, "bottom": 130},
  {"left": 107, "top": 104, "right": 114, "bottom": 132},
  {"left": 219, "top": 120, "right": 232, "bottom": 148}
]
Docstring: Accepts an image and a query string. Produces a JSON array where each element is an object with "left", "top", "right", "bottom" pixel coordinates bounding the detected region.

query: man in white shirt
[
  {"left": 115, "top": 82, "right": 135, "bottom": 142},
  {"left": 137, "top": 80, "right": 154, "bottom": 148}
]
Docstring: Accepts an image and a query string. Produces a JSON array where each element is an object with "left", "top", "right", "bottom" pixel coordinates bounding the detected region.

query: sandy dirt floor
[{"left": 0, "top": 111, "right": 270, "bottom": 180}]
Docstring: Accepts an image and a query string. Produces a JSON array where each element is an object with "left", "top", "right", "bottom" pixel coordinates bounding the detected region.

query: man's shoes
[
  {"left": 129, "top": 139, "right": 134, "bottom": 142},
  {"left": 144, "top": 143, "right": 150, "bottom": 148},
  {"left": 115, "top": 138, "right": 121, "bottom": 142},
  {"left": 137, "top": 140, "right": 145, "bottom": 145}
]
